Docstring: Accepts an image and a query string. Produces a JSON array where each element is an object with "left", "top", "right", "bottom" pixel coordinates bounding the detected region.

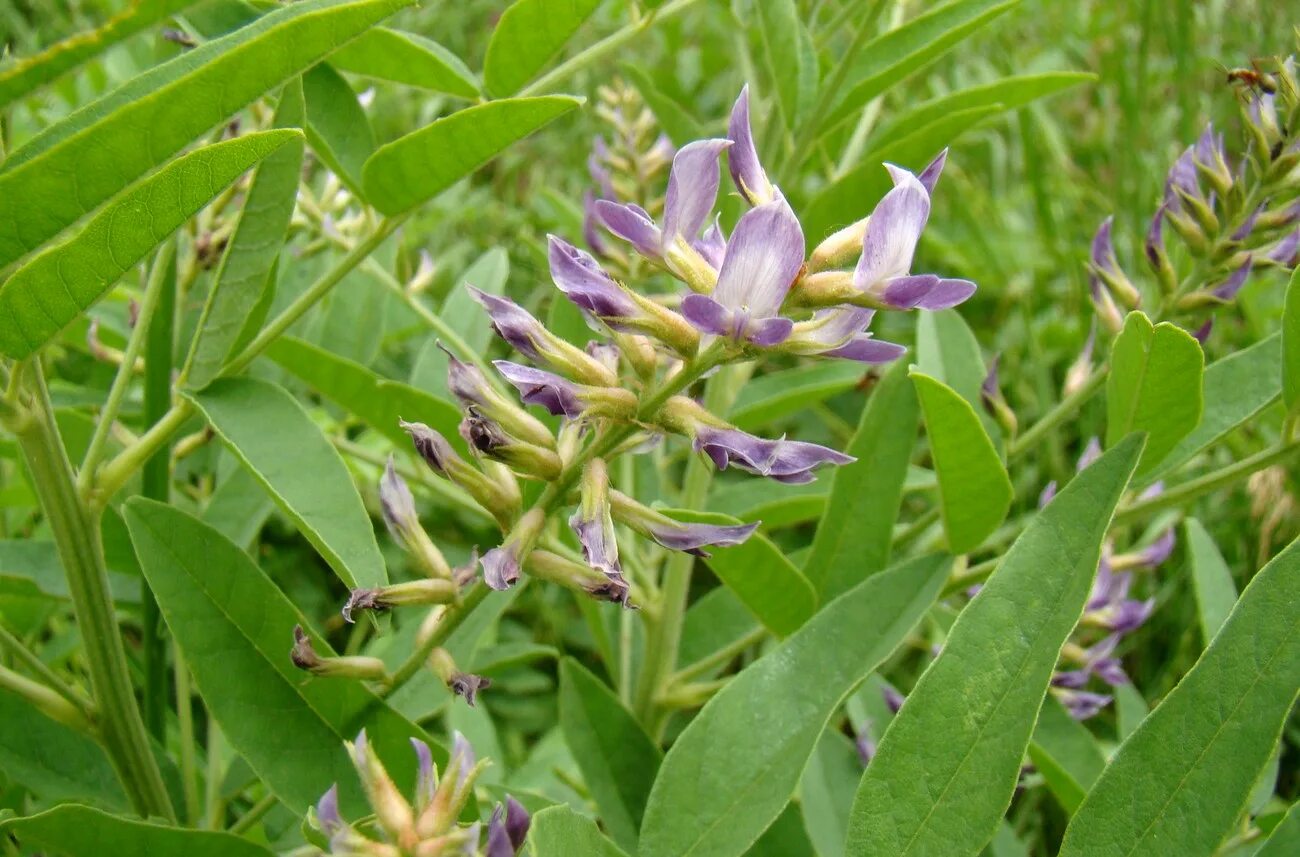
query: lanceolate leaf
[
  {"left": 1144, "top": 334, "right": 1281, "bottom": 480},
  {"left": 822, "top": 0, "right": 1020, "bottom": 131},
  {"left": 185, "top": 82, "right": 306, "bottom": 390},
  {"left": 845, "top": 436, "right": 1143, "bottom": 857},
  {"left": 1258, "top": 802, "right": 1300, "bottom": 857},
  {"left": 0, "top": 688, "right": 126, "bottom": 811},
  {"left": 528, "top": 804, "right": 629, "bottom": 857},
  {"left": 303, "top": 62, "right": 376, "bottom": 195},
  {"left": 1283, "top": 266, "right": 1300, "bottom": 415},
  {"left": 0, "top": 804, "right": 274, "bottom": 857},
  {"left": 124, "top": 499, "right": 435, "bottom": 814},
  {"left": 558, "top": 659, "right": 661, "bottom": 852},
  {"left": 0, "top": 131, "right": 299, "bottom": 360},
  {"left": 666, "top": 510, "right": 817, "bottom": 637},
  {"left": 912, "top": 371, "right": 1012, "bottom": 554},
  {"left": 1106, "top": 311, "right": 1204, "bottom": 474},
  {"left": 187, "top": 377, "right": 387, "bottom": 590},
  {"left": 0, "top": 0, "right": 412, "bottom": 270},
  {"left": 363, "top": 96, "right": 582, "bottom": 215},
  {"left": 1026, "top": 695, "right": 1106, "bottom": 814},
  {"left": 0, "top": 0, "right": 195, "bottom": 109},
  {"left": 483, "top": 0, "right": 605, "bottom": 97},
  {"left": 267, "top": 334, "right": 467, "bottom": 455},
  {"left": 330, "top": 27, "right": 480, "bottom": 97},
  {"left": 639, "top": 554, "right": 951, "bottom": 857},
  {"left": 803, "top": 359, "right": 918, "bottom": 599},
  {"left": 754, "top": 0, "right": 805, "bottom": 128},
  {"left": 1060, "top": 536, "right": 1300, "bottom": 857},
  {"left": 1183, "top": 517, "right": 1238, "bottom": 646}
]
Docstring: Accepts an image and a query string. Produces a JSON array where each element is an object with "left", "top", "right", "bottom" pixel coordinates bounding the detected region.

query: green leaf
[
  {"left": 823, "top": 0, "right": 1020, "bottom": 131},
  {"left": 1183, "top": 518, "right": 1237, "bottom": 646},
  {"left": 441, "top": 247, "right": 511, "bottom": 354},
  {"left": 0, "top": 804, "right": 274, "bottom": 857},
  {"left": 1283, "top": 266, "right": 1300, "bottom": 415},
  {"left": 1026, "top": 695, "right": 1106, "bottom": 814},
  {"left": 0, "top": 689, "right": 126, "bottom": 810},
  {"left": 1106, "top": 310, "right": 1204, "bottom": 474},
  {"left": 803, "top": 358, "right": 918, "bottom": 598},
  {"left": 802, "top": 104, "right": 1003, "bottom": 241},
  {"left": 728, "top": 363, "right": 863, "bottom": 432},
  {"left": 363, "top": 96, "right": 582, "bottom": 215},
  {"left": 1258, "top": 801, "right": 1300, "bottom": 857},
  {"left": 0, "top": 0, "right": 195, "bottom": 109},
  {"left": 748, "top": 803, "right": 818, "bottom": 856},
  {"left": 186, "top": 377, "right": 387, "bottom": 590},
  {"left": 867, "top": 72, "right": 1094, "bottom": 150},
  {"left": 330, "top": 27, "right": 480, "bottom": 97},
  {"left": 124, "top": 498, "right": 434, "bottom": 814},
  {"left": 619, "top": 65, "right": 705, "bottom": 145},
  {"left": 528, "top": 804, "right": 629, "bottom": 857},
  {"left": 1144, "top": 334, "right": 1281, "bottom": 480},
  {"left": 0, "top": 540, "right": 140, "bottom": 603},
  {"left": 639, "top": 554, "right": 951, "bottom": 857},
  {"left": 665, "top": 510, "right": 817, "bottom": 637},
  {"left": 799, "top": 730, "right": 864, "bottom": 857},
  {"left": 677, "top": 586, "right": 761, "bottom": 673},
  {"left": 185, "top": 82, "right": 306, "bottom": 390},
  {"left": 558, "top": 659, "right": 661, "bottom": 852},
  {"left": 754, "top": 0, "right": 805, "bottom": 128},
  {"left": 708, "top": 479, "right": 827, "bottom": 529},
  {"left": 483, "top": 0, "right": 605, "bottom": 97},
  {"left": 1060, "top": 536, "right": 1300, "bottom": 857},
  {"left": 303, "top": 62, "right": 375, "bottom": 195},
  {"left": 845, "top": 436, "right": 1143, "bottom": 856},
  {"left": 917, "top": 309, "right": 999, "bottom": 442},
  {"left": 0, "top": 131, "right": 299, "bottom": 361},
  {"left": 266, "top": 335, "right": 467, "bottom": 455},
  {"left": 911, "top": 371, "right": 1012, "bottom": 554},
  {"left": 200, "top": 463, "right": 277, "bottom": 552},
  {"left": 1113, "top": 682, "right": 1148, "bottom": 742},
  {"left": 0, "top": 0, "right": 412, "bottom": 270}
]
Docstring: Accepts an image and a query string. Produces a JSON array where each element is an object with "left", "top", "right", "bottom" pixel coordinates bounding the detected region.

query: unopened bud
[
  {"left": 380, "top": 458, "right": 453, "bottom": 580},
  {"left": 342, "top": 580, "right": 458, "bottom": 623},
  {"left": 408, "top": 249, "right": 436, "bottom": 295},
  {"left": 459, "top": 409, "right": 563, "bottom": 480},
  {"left": 290, "top": 625, "right": 390, "bottom": 681},
  {"left": 809, "top": 218, "right": 868, "bottom": 272},
  {"left": 400, "top": 420, "right": 521, "bottom": 524},
  {"left": 480, "top": 508, "right": 546, "bottom": 591},
  {"left": 347, "top": 730, "right": 415, "bottom": 841},
  {"left": 442, "top": 345, "right": 555, "bottom": 449},
  {"left": 528, "top": 549, "right": 634, "bottom": 608},
  {"left": 470, "top": 288, "right": 617, "bottom": 386}
]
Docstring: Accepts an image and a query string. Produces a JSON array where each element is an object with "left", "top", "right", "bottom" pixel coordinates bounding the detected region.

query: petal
[
  {"left": 481, "top": 545, "right": 520, "bottom": 590},
  {"left": 493, "top": 360, "right": 583, "bottom": 418},
  {"left": 316, "top": 784, "right": 343, "bottom": 834},
  {"left": 644, "top": 519, "right": 759, "bottom": 556},
  {"left": 680, "top": 294, "right": 735, "bottom": 336},
  {"left": 914, "top": 278, "right": 976, "bottom": 310},
  {"left": 1212, "top": 258, "right": 1252, "bottom": 301},
  {"left": 694, "top": 216, "right": 728, "bottom": 269},
  {"left": 410, "top": 738, "right": 435, "bottom": 808},
  {"left": 824, "top": 335, "right": 906, "bottom": 363},
  {"left": 855, "top": 167, "right": 931, "bottom": 288},
  {"left": 881, "top": 274, "right": 941, "bottom": 309},
  {"left": 1090, "top": 217, "right": 1117, "bottom": 273},
  {"left": 664, "top": 138, "right": 731, "bottom": 245},
  {"left": 595, "top": 200, "right": 662, "bottom": 258},
  {"left": 745, "top": 315, "right": 794, "bottom": 346},
  {"left": 504, "top": 795, "right": 531, "bottom": 849},
  {"left": 712, "top": 196, "right": 805, "bottom": 316},
  {"left": 547, "top": 235, "right": 638, "bottom": 318},
  {"left": 917, "top": 148, "right": 948, "bottom": 195},
  {"left": 726, "top": 86, "right": 774, "bottom": 205},
  {"left": 793, "top": 307, "right": 875, "bottom": 347},
  {"left": 469, "top": 287, "right": 546, "bottom": 359}
]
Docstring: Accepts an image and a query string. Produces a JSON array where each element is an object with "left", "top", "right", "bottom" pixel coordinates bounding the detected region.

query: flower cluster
[
  {"left": 1087, "top": 57, "right": 1299, "bottom": 339},
  {"left": 333, "top": 86, "right": 974, "bottom": 709},
  {"left": 310, "top": 731, "right": 527, "bottom": 857}
]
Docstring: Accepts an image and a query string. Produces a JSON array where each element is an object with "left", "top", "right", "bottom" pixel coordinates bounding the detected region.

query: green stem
[
  {"left": 0, "top": 621, "right": 93, "bottom": 718},
  {"left": 1113, "top": 438, "right": 1300, "bottom": 526},
  {"left": 174, "top": 642, "right": 202, "bottom": 826},
  {"left": 140, "top": 245, "right": 176, "bottom": 742},
  {"left": 228, "top": 793, "right": 277, "bottom": 835},
  {"left": 383, "top": 583, "right": 490, "bottom": 693},
  {"left": 77, "top": 244, "right": 174, "bottom": 498},
  {"left": 0, "top": 663, "right": 91, "bottom": 733},
  {"left": 1007, "top": 366, "right": 1108, "bottom": 462},
  {"left": 517, "top": 0, "right": 705, "bottom": 98},
  {"left": 13, "top": 366, "right": 175, "bottom": 820},
  {"left": 670, "top": 626, "right": 765, "bottom": 685},
  {"left": 204, "top": 720, "right": 226, "bottom": 829}
]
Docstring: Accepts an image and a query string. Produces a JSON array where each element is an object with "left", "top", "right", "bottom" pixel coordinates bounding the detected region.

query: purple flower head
[
  {"left": 917, "top": 149, "right": 948, "bottom": 195},
  {"left": 1211, "top": 258, "right": 1253, "bottom": 301},
  {"left": 481, "top": 543, "right": 522, "bottom": 591},
  {"left": 486, "top": 796, "right": 531, "bottom": 857},
  {"left": 1051, "top": 669, "right": 1090, "bottom": 689},
  {"left": 680, "top": 196, "right": 804, "bottom": 346},
  {"left": 449, "top": 672, "right": 492, "bottom": 707},
  {"left": 1267, "top": 228, "right": 1300, "bottom": 265},
  {"left": 1192, "top": 318, "right": 1213, "bottom": 344},
  {"left": 1090, "top": 217, "right": 1120, "bottom": 275},
  {"left": 597, "top": 138, "right": 732, "bottom": 264},
  {"left": 569, "top": 512, "right": 621, "bottom": 579},
  {"left": 1137, "top": 528, "right": 1176, "bottom": 567},
  {"left": 1231, "top": 201, "right": 1267, "bottom": 241},
  {"left": 316, "top": 784, "right": 344, "bottom": 838},
  {"left": 642, "top": 518, "right": 758, "bottom": 557},
  {"left": 1163, "top": 146, "right": 1201, "bottom": 212},
  {"left": 786, "top": 307, "right": 906, "bottom": 363},
  {"left": 1057, "top": 688, "right": 1113, "bottom": 720},
  {"left": 693, "top": 425, "right": 854, "bottom": 483},
  {"left": 727, "top": 85, "right": 776, "bottom": 206},
  {"left": 548, "top": 235, "right": 639, "bottom": 321},
  {"left": 440, "top": 343, "right": 494, "bottom": 409},
  {"left": 470, "top": 288, "right": 547, "bottom": 360},
  {"left": 493, "top": 361, "right": 583, "bottom": 418},
  {"left": 853, "top": 165, "right": 974, "bottom": 309}
]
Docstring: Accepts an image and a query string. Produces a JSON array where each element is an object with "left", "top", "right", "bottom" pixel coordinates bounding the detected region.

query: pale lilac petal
[
  {"left": 1211, "top": 258, "right": 1252, "bottom": 301},
  {"left": 642, "top": 519, "right": 758, "bottom": 556},
  {"left": 680, "top": 294, "right": 734, "bottom": 336},
  {"left": 1077, "top": 437, "right": 1102, "bottom": 471},
  {"left": 694, "top": 426, "right": 853, "bottom": 483},
  {"left": 1059, "top": 689, "right": 1112, "bottom": 720},
  {"left": 914, "top": 278, "right": 976, "bottom": 310},
  {"left": 1267, "top": 228, "right": 1300, "bottom": 265},
  {"left": 481, "top": 545, "right": 520, "bottom": 590},
  {"left": 596, "top": 200, "right": 662, "bottom": 258},
  {"left": 548, "top": 236, "right": 638, "bottom": 319},
  {"left": 917, "top": 149, "right": 948, "bottom": 195},
  {"left": 316, "top": 784, "right": 343, "bottom": 835},
  {"left": 855, "top": 168, "right": 931, "bottom": 288},
  {"left": 727, "top": 86, "right": 773, "bottom": 205},
  {"left": 881, "top": 274, "right": 941, "bottom": 309},
  {"left": 695, "top": 217, "right": 727, "bottom": 269},
  {"left": 1145, "top": 204, "right": 1167, "bottom": 268},
  {"left": 504, "top": 796, "right": 530, "bottom": 849},
  {"left": 823, "top": 336, "right": 905, "bottom": 363},
  {"left": 569, "top": 513, "right": 621, "bottom": 578},
  {"left": 493, "top": 361, "right": 583, "bottom": 418},
  {"left": 712, "top": 196, "right": 805, "bottom": 317},
  {"left": 747, "top": 316, "right": 794, "bottom": 346},
  {"left": 1091, "top": 217, "right": 1118, "bottom": 274},
  {"left": 411, "top": 738, "right": 435, "bottom": 808},
  {"left": 663, "top": 138, "right": 731, "bottom": 245},
  {"left": 1138, "top": 529, "right": 1176, "bottom": 567},
  {"left": 469, "top": 288, "right": 546, "bottom": 359},
  {"left": 1038, "top": 480, "right": 1058, "bottom": 508}
]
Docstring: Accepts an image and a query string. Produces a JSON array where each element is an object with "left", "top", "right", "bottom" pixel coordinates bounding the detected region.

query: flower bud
[
  {"left": 400, "top": 420, "right": 522, "bottom": 524},
  {"left": 1062, "top": 322, "right": 1096, "bottom": 398},
  {"left": 290, "top": 625, "right": 390, "bottom": 681},
  {"left": 608, "top": 490, "right": 757, "bottom": 556},
  {"left": 342, "top": 579, "right": 459, "bottom": 623},
  {"left": 380, "top": 457, "right": 454, "bottom": 580},
  {"left": 459, "top": 409, "right": 562, "bottom": 480},
  {"left": 414, "top": 732, "right": 487, "bottom": 841},
  {"left": 442, "top": 345, "right": 555, "bottom": 450},
  {"left": 1088, "top": 218, "right": 1141, "bottom": 310},
  {"left": 527, "top": 549, "right": 634, "bottom": 607},
  {"left": 809, "top": 218, "right": 869, "bottom": 272},
  {"left": 727, "top": 86, "right": 777, "bottom": 207},
  {"left": 481, "top": 509, "right": 546, "bottom": 591},
  {"left": 348, "top": 729, "right": 415, "bottom": 842},
  {"left": 408, "top": 249, "right": 436, "bottom": 295},
  {"left": 494, "top": 360, "right": 638, "bottom": 421},
  {"left": 427, "top": 648, "right": 492, "bottom": 708},
  {"left": 979, "top": 356, "right": 1018, "bottom": 438},
  {"left": 470, "top": 288, "right": 618, "bottom": 386},
  {"left": 567, "top": 459, "right": 631, "bottom": 604}
]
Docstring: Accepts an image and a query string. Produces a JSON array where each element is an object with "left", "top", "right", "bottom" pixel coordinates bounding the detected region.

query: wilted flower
[
  {"left": 609, "top": 489, "right": 757, "bottom": 556},
  {"left": 380, "top": 457, "right": 454, "bottom": 580},
  {"left": 481, "top": 510, "right": 545, "bottom": 591},
  {"left": 693, "top": 425, "right": 854, "bottom": 484}
]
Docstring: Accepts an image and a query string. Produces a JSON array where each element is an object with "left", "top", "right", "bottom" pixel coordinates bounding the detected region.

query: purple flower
[
  {"left": 1145, "top": 203, "right": 1168, "bottom": 269},
  {"left": 680, "top": 196, "right": 804, "bottom": 346},
  {"left": 693, "top": 425, "right": 854, "bottom": 483},
  {"left": 481, "top": 543, "right": 521, "bottom": 591},
  {"left": 494, "top": 361, "right": 583, "bottom": 418},
  {"left": 441, "top": 343, "right": 495, "bottom": 409},
  {"left": 1231, "top": 201, "right": 1267, "bottom": 241},
  {"left": 569, "top": 512, "right": 621, "bottom": 580},
  {"left": 1267, "top": 228, "right": 1300, "bottom": 265},
  {"left": 640, "top": 518, "right": 757, "bottom": 557},
  {"left": 1091, "top": 217, "right": 1120, "bottom": 276},
  {"left": 917, "top": 148, "right": 948, "bottom": 195},
  {"left": 316, "top": 784, "right": 343, "bottom": 837},
  {"left": 549, "top": 236, "right": 639, "bottom": 320},
  {"left": 727, "top": 85, "right": 776, "bottom": 206},
  {"left": 786, "top": 307, "right": 906, "bottom": 363},
  {"left": 1192, "top": 318, "right": 1213, "bottom": 344},
  {"left": 596, "top": 138, "right": 732, "bottom": 266},
  {"left": 411, "top": 737, "right": 435, "bottom": 809},
  {"left": 1056, "top": 688, "right": 1113, "bottom": 720},
  {"left": 695, "top": 217, "right": 728, "bottom": 268},
  {"left": 855, "top": 727, "right": 877, "bottom": 767},
  {"left": 1038, "top": 480, "right": 1058, "bottom": 508},
  {"left": 486, "top": 796, "right": 530, "bottom": 857},
  {"left": 469, "top": 288, "right": 549, "bottom": 361},
  {"left": 1211, "top": 258, "right": 1252, "bottom": 301},
  {"left": 882, "top": 686, "right": 906, "bottom": 714},
  {"left": 1077, "top": 437, "right": 1102, "bottom": 471},
  {"left": 852, "top": 165, "right": 975, "bottom": 309},
  {"left": 1137, "top": 529, "right": 1176, "bottom": 567},
  {"left": 1163, "top": 146, "right": 1201, "bottom": 212},
  {"left": 587, "top": 136, "right": 614, "bottom": 198},
  {"left": 378, "top": 457, "right": 418, "bottom": 542},
  {"left": 582, "top": 190, "right": 608, "bottom": 256},
  {"left": 400, "top": 419, "right": 457, "bottom": 475}
]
